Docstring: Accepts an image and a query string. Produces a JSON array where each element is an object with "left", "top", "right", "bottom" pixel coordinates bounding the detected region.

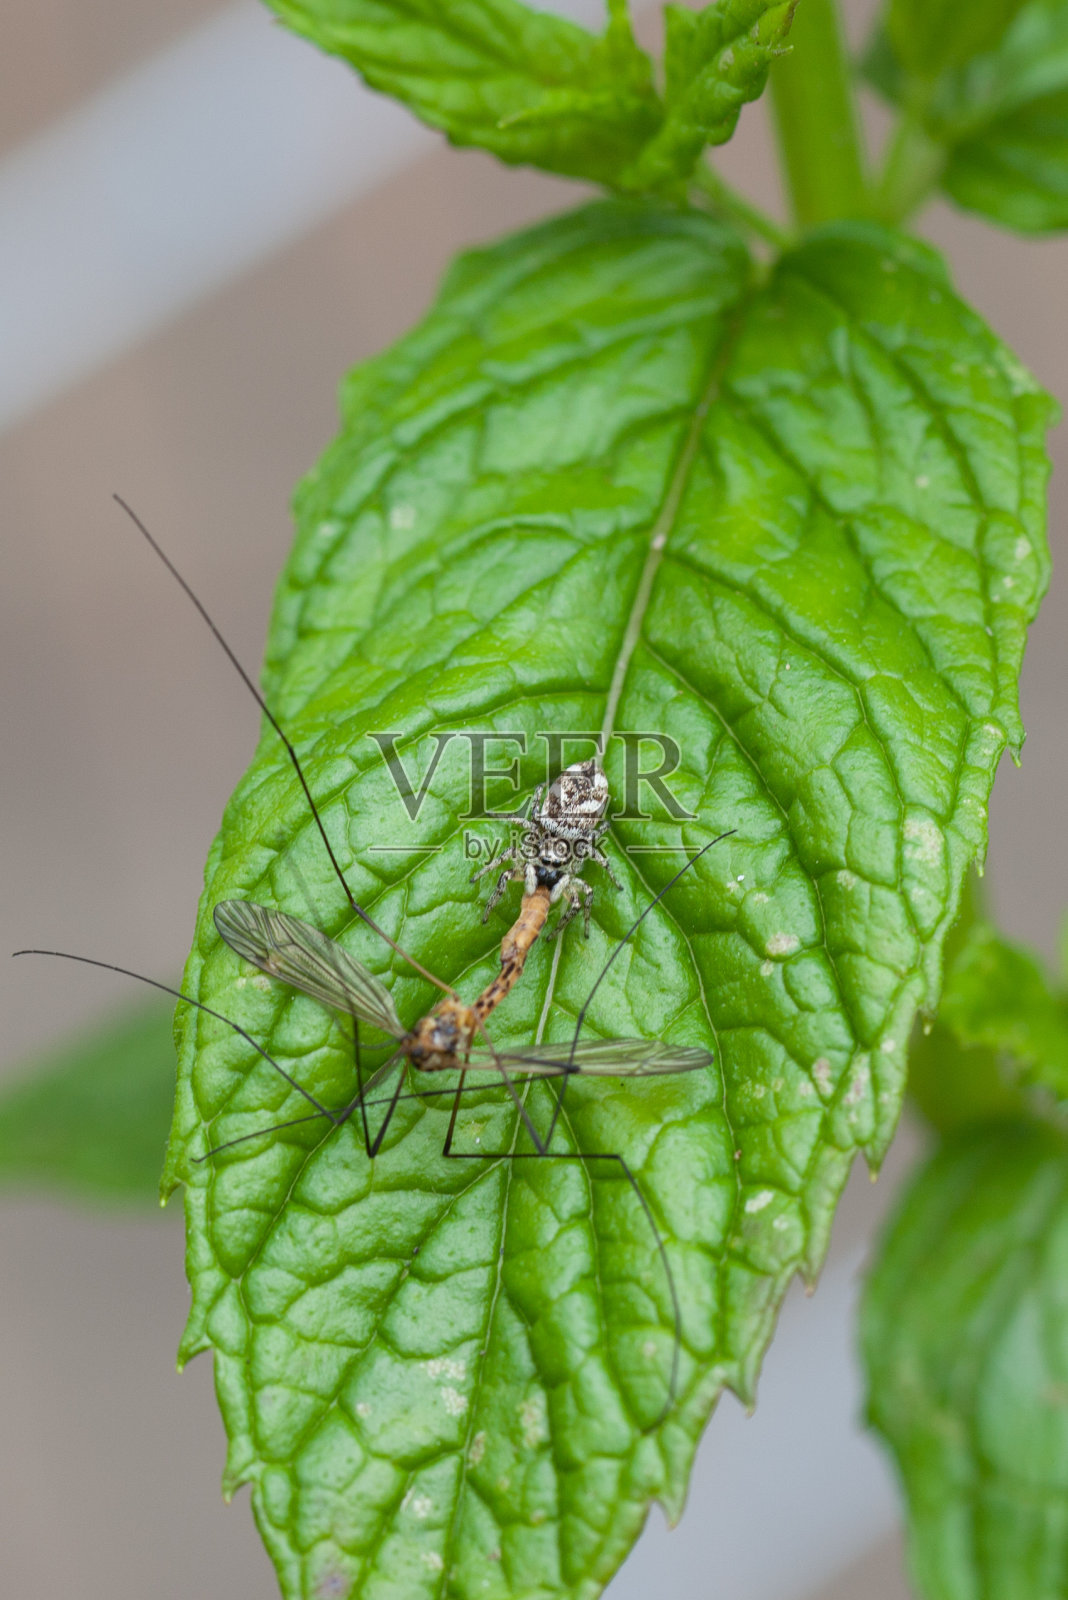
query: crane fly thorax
[{"left": 404, "top": 996, "right": 478, "bottom": 1072}]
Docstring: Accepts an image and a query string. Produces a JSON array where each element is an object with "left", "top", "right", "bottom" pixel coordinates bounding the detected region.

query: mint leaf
[
  {"left": 939, "top": 2, "right": 1068, "bottom": 232},
  {"left": 940, "top": 921, "right": 1068, "bottom": 1099},
  {"left": 863, "top": 1125, "right": 1068, "bottom": 1600},
  {"left": 164, "top": 204, "right": 1052, "bottom": 1599},
  {"left": 0, "top": 998, "right": 175, "bottom": 1204},
  {"left": 884, "top": 0, "right": 1032, "bottom": 79},
  {"left": 869, "top": 1, "right": 1068, "bottom": 233},
  {"left": 629, "top": 1, "right": 797, "bottom": 190},
  {"left": 907, "top": 913, "right": 1068, "bottom": 1132},
  {"left": 260, "top": 0, "right": 663, "bottom": 188}
]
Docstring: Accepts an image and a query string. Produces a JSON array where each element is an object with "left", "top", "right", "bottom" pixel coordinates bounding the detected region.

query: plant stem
[
  {"left": 872, "top": 110, "right": 945, "bottom": 225},
  {"left": 770, "top": 0, "right": 867, "bottom": 226},
  {"left": 691, "top": 164, "right": 793, "bottom": 251}
]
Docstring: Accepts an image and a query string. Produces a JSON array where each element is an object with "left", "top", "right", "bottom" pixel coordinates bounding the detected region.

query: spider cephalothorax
[{"left": 472, "top": 758, "right": 621, "bottom": 937}]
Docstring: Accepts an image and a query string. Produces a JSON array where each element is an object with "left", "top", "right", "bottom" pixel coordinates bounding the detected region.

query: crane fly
[
  {"left": 15, "top": 496, "right": 734, "bottom": 1422},
  {"left": 206, "top": 832, "right": 724, "bottom": 1162}
]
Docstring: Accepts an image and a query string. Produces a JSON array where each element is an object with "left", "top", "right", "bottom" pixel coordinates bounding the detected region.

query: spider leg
[
  {"left": 545, "top": 874, "right": 573, "bottom": 940},
  {"left": 547, "top": 877, "right": 592, "bottom": 939},
  {"left": 593, "top": 846, "right": 624, "bottom": 891},
  {"left": 481, "top": 863, "right": 519, "bottom": 922},
  {"left": 470, "top": 844, "right": 518, "bottom": 884},
  {"left": 577, "top": 878, "right": 595, "bottom": 937}
]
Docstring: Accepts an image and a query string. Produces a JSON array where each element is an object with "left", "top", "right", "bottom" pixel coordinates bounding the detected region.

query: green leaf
[
  {"left": 260, "top": 0, "right": 664, "bottom": 189},
  {"left": 907, "top": 909, "right": 1068, "bottom": 1132},
  {"left": 884, "top": 0, "right": 1033, "bottom": 79},
  {"left": 868, "top": 1, "right": 1068, "bottom": 233},
  {"left": 628, "top": 0, "right": 797, "bottom": 191},
  {"left": 863, "top": 1124, "right": 1068, "bottom": 1600},
  {"left": 939, "top": 2, "right": 1068, "bottom": 232},
  {"left": 0, "top": 998, "right": 175, "bottom": 1204},
  {"left": 164, "top": 203, "right": 1052, "bottom": 1598},
  {"left": 904, "top": 880, "right": 1027, "bottom": 1134},
  {"left": 940, "top": 921, "right": 1068, "bottom": 1098}
]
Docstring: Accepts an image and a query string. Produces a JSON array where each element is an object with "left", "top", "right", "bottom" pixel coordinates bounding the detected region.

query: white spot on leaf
[
  {"left": 812, "top": 1057, "right": 832, "bottom": 1096},
  {"left": 441, "top": 1387, "right": 467, "bottom": 1417},
  {"left": 904, "top": 816, "right": 942, "bottom": 866},
  {"left": 745, "top": 1190, "right": 775, "bottom": 1214},
  {"left": 843, "top": 1057, "right": 871, "bottom": 1107},
  {"left": 389, "top": 504, "right": 416, "bottom": 531},
  {"left": 425, "top": 1357, "right": 467, "bottom": 1383},
  {"left": 518, "top": 1396, "right": 548, "bottom": 1449},
  {"left": 766, "top": 932, "right": 799, "bottom": 957}
]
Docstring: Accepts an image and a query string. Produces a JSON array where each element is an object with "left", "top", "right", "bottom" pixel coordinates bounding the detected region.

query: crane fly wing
[
  {"left": 213, "top": 900, "right": 403, "bottom": 1038},
  {"left": 467, "top": 1038, "right": 713, "bottom": 1076}
]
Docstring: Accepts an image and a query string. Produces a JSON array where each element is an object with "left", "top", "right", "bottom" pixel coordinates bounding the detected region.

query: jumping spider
[{"left": 472, "top": 758, "right": 622, "bottom": 937}]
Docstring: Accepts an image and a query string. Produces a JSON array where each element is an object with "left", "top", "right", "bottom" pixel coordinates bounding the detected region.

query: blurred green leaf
[
  {"left": 0, "top": 998, "right": 175, "bottom": 1205},
  {"left": 883, "top": 0, "right": 1033, "bottom": 80},
  {"left": 163, "top": 203, "right": 1052, "bottom": 1598},
  {"left": 941, "top": 921, "right": 1068, "bottom": 1097},
  {"left": 909, "top": 913, "right": 1068, "bottom": 1132},
  {"left": 868, "top": 0, "right": 1068, "bottom": 233},
  {"left": 863, "top": 1124, "right": 1068, "bottom": 1600}
]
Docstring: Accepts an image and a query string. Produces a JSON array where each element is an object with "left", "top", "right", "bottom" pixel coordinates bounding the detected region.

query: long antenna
[
  {"left": 113, "top": 495, "right": 451, "bottom": 997},
  {"left": 12, "top": 948, "right": 336, "bottom": 1120}
]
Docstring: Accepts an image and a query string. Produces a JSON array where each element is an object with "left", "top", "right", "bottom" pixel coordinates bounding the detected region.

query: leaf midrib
[{"left": 425, "top": 296, "right": 762, "bottom": 1582}]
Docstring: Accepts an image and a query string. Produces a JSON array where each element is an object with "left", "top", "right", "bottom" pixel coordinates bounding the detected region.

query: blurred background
[{"left": 2, "top": 0, "right": 1065, "bottom": 1594}]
